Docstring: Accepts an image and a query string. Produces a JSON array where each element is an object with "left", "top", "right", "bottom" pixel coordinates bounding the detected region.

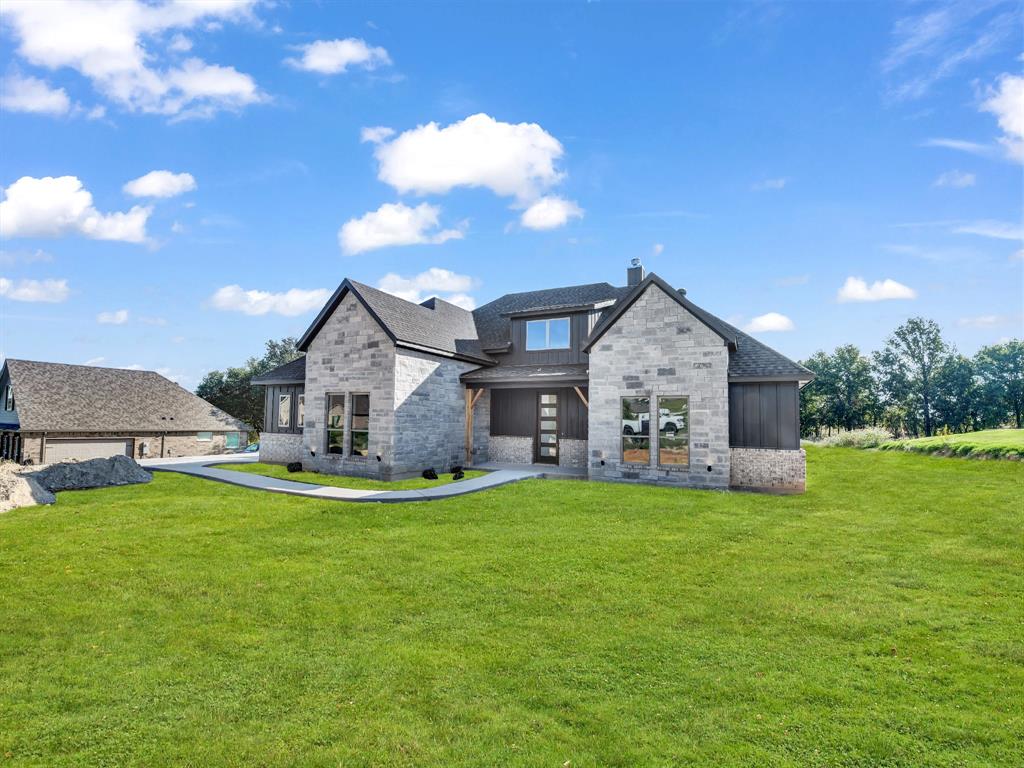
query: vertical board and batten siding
[
  {"left": 263, "top": 384, "right": 304, "bottom": 434},
  {"left": 500, "top": 313, "right": 592, "bottom": 365},
  {"left": 489, "top": 387, "right": 588, "bottom": 440},
  {"left": 728, "top": 382, "right": 800, "bottom": 450}
]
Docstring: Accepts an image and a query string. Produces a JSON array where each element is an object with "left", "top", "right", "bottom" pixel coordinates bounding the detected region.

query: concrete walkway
[{"left": 141, "top": 454, "right": 544, "bottom": 503}]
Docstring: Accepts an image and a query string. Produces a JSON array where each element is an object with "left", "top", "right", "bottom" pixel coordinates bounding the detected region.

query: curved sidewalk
[{"left": 142, "top": 455, "right": 543, "bottom": 503}]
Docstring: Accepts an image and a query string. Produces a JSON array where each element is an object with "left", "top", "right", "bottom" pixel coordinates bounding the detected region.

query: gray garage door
[{"left": 45, "top": 438, "right": 133, "bottom": 463}]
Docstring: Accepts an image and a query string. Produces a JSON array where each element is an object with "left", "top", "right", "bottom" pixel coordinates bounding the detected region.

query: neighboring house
[
  {"left": 253, "top": 262, "right": 814, "bottom": 491},
  {"left": 0, "top": 359, "right": 248, "bottom": 464}
]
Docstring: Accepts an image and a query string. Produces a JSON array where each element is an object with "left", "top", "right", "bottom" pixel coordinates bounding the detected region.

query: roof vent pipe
[{"left": 627, "top": 257, "right": 645, "bottom": 286}]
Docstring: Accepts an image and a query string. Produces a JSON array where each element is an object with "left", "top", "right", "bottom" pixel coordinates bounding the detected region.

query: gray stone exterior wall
[
  {"left": 302, "top": 292, "right": 398, "bottom": 479},
  {"left": 559, "top": 438, "right": 587, "bottom": 469},
  {"left": 488, "top": 435, "right": 533, "bottom": 464},
  {"left": 259, "top": 432, "right": 304, "bottom": 465},
  {"left": 587, "top": 284, "right": 731, "bottom": 489},
  {"left": 730, "top": 447, "right": 806, "bottom": 492},
  {"left": 392, "top": 348, "right": 478, "bottom": 474}
]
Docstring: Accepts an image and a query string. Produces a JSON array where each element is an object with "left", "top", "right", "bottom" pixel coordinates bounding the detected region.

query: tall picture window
[
  {"left": 351, "top": 393, "right": 370, "bottom": 457},
  {"left": 326, "top": 394, "right": 345, "bottom": 454},
  {"left": 297, "top": 394, "right": 305, "bottom": 429},
  {"left": 4, "top": 385, "right": 12, "bottom": 411},
  {"left": 657, "top": 396, "right": 689, "bottom": 466},
  {"left": 278, "top": 394, "right": 291, "bottom": 429},
  {"left": 525, "top": 317, "right": 570, "bottom": 350},
  {"left": 621, "top": 396, "right": 650, "bottom": 463}
]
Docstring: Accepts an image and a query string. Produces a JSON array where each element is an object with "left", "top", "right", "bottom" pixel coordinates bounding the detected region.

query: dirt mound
[{"left": 0, "top": 463, "right": 56, "bottom": 513}]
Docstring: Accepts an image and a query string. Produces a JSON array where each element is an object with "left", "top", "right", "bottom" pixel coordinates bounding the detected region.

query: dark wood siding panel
[
  {"left": 558, "top": 387, "right": 588, "bottom": 440},
  {"left": 490, "top": 389, "right": 536, "bottom": 437},
  {"left": 501, "top": 312, "right": 591, "bottom": 365},
  {"left": 729, "top": 382, "right": 800, "bottom": 449},
  {"left": 264, "top": 384, "right": 304, "bottom": 434}
]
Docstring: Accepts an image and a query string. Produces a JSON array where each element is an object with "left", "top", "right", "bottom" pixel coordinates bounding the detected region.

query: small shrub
[{"left": 813, "top": 427, "right": 893, "bottom": 449}]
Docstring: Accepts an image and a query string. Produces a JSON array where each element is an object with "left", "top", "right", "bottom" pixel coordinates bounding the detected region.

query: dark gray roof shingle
[
  {"left": 251, "top": 356, "right": 306, "bottom": 384},
  {"left": 298, "top": 279, "right": 490, "bottom": 363},
  {"left": 472, "top": 282, "right": 627, "bottom": 350},
  {"left": 4, "top": 359, "right": 248, "bottom": 432},
  {"left": 461, "top": 363, "right": 589, "bottom": 385}
]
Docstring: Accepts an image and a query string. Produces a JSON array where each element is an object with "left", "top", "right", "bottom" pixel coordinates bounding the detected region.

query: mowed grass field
[
  {"left": 1, "top": 448, "right": 1021, "bottom": 767},
  {"left": 879, "top": 427, "right": 1024, "bottom": 460}
]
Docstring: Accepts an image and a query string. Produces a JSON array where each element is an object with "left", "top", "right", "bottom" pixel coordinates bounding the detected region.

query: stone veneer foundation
[
  {"left": 729, "top": 447, "right": 806, "bottom": 492},
  {"left": 487, "top": 435, "right": 533, "bottom": 464},
  {"left": 259, "top": 433, "right": 304, "bottom": 465}
]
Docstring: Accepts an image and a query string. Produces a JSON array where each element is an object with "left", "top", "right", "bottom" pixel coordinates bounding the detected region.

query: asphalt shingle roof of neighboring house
[
  {"left": 251, "top": 356, "right": 306, "bottom": 385},
  {"left": 3, "top": 359, "right": 248, "bottom": 433},
  {"left": 298, "top": 279, "right": 491, "bottom": 363}
]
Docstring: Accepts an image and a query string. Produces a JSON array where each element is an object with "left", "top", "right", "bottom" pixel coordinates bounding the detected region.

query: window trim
[
  {"left": 620, "top": 394, "right": 651, "bottom": 465},
  {"left": 325, "top": 392, "right": 345, "bottom": 456},
  {"left": 656, "top": 395, "right": 690, "bottom": 468},
  {"left": 278, "top": 393, "right": 292, "bottom": 429},
  {"left": 525, "top": 317, "right": 571, "bottom": 351},
  {"left": 350, "top": 392, "right": 370, "bottom": 459}
]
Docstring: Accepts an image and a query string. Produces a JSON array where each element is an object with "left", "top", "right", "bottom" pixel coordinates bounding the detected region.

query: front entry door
[{"left": 536, "top": 392, "right": 558, "bottom": 464}]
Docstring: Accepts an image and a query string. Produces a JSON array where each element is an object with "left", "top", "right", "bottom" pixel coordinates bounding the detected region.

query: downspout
[
  {"left": 161, "top": 432, "right": 166, "bottom": 458},
  {"left": 40, "top": 431, "right": 46, "bottom": 464}
]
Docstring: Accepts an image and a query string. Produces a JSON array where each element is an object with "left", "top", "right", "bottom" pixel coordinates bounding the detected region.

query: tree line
[{"left": 799, "top": 317, "right": 1023, "bottom": 439}]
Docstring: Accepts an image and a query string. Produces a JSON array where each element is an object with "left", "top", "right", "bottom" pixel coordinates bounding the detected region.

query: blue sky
[{"left": 1, "top": 0, "right": 1021, "bottom": 389}]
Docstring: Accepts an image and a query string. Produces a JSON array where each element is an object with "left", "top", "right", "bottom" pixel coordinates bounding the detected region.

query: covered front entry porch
[{"left": 461, "top": 363, "right": 590, "bottom": 471}]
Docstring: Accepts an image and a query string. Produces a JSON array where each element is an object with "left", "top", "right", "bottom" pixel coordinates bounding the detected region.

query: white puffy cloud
[
  {"left": 981, "top": 74, "right": 1024, "bottom": 163},
  {"left": 837, "top": 277, "right": 917, "bottom": 302},
  {"left": 0, "top": 73, "right": 70, "bottom": 115},
  {"left": 520, "top": 196, "right": 584, "bottom": 230},
  {"left": 0, "top": 175, "right": 151, "bottom": 243},
  {"left": 372, "top": 113, "right": 565, "bottom": 202},
  {"left": 652, "top": 243, "right": 664, "bottom": 256},
  {"left": 932, "top": 170, "right": 975, "bottom": 188},
  {"left": 123, "top": 170, "right": 196, "bottom": 198},
  {"left": 743, "top": 312, "right": 795, "bottom": 332},
  {"left": 96, "top": 309, "right": 129, "bottom": 324},
  {"left": 338, "top": 202, "right": 465, "bottom": 255},
  {"left": 209, "top": 285, "right": 332, "bottom": 316},
  {"left": 377, "top": 267, "right": 479, "bottom": 308},
  {"left": 285, "top": 38, "right": 391, "bottom": 74},
  {"left": 360, "top": 125, "right": 396, "bottom": 144},
  {"left": 751, "top": 177, "right": 788, "bottom": 191},
  {"left": 2, "top": 0, "right": 264, "bottom": 119},
  {"left": 953, "top": 220, "right": 1023, "bottom": 240},
  {"left": 0, "top": 276, "right": 70, "bottom": 302}
]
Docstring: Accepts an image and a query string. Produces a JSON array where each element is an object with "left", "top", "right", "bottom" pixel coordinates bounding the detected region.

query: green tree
[
  {"left": 974, "top": 340, "right": 1024, "bottom": 428},
  {"left": 931, "top": 354, "right": 977, "bottom": 432},
  {"left": 196, "top": 337, "right": 301, "bottom": 435},
  {"left": 798, "top": 351, "right": 832, "bottom": 437},
  {"left": 824, "top": 344, "right": 875, "bottom": 431},
  {"left": 873, "top": 318, "right": 949, "bottom": 437}
]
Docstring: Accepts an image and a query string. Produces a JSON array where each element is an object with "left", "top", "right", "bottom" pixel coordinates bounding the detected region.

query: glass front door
[{"left": 536, "top": 392, "right": 558, "bottom": 464}]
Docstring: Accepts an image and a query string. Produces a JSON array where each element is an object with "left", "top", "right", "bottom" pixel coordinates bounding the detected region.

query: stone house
[
  {"left": 254, "top": 263, "right": 814, "bottom": 491},
  {"left": 0, "top": 359, "right": 248, "bottom": 464}
]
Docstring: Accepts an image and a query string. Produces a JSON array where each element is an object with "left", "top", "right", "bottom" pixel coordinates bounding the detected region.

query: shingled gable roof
[
  {"left": 250, "top": 356, "right": 306, "bottom": 385},
  {"left": 297, "top": 279, "right": 492, "bottom": 364},
  {"left": 2, "top": 359, "right": 248, "bottom": 433},
  {"left": 582, "top": 272, "right": 814, "bottom": 383},
  {"left": 472, "top": 281, "right": 627, "bottom": 351}
]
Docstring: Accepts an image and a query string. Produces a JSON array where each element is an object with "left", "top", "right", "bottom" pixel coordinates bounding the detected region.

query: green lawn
[
  {"left": 210, "top": 461, "right": 486, "bottom": 490},
  {"left": 1, "top": 448, "right": 1021, "bottom": 766},
  {"left": 880, "top": 428, "right": 1024, "bottom": 460}
]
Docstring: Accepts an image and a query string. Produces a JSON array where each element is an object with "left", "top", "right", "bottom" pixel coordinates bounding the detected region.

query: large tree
[
  {"left": 873, "top": 318, "right": 948, "bottom": 437},
  {"left": 196, "top": 337, "right": 301, "bottom": 435},
  {"left": 931, "top": 354, "right": 977, "bottom": 433},
  {"left": 974, "top": 340, "right": 1024, "bottom": 428},
  {"left": 799, "top": 346, "right": 878, "bottom": 436}
]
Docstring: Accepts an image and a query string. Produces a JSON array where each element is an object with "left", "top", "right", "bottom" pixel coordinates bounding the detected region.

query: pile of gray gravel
[{"left": 29, "top": 454, "right": 153, "bottom": 493}]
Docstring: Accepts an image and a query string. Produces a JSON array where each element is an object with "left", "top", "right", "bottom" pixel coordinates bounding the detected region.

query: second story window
[
  {"left": 3, "top": 385, "right": 12, "bottom": 411},
  {"left": 526, "top": 317, "right": 570, "bottom": 350}
]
